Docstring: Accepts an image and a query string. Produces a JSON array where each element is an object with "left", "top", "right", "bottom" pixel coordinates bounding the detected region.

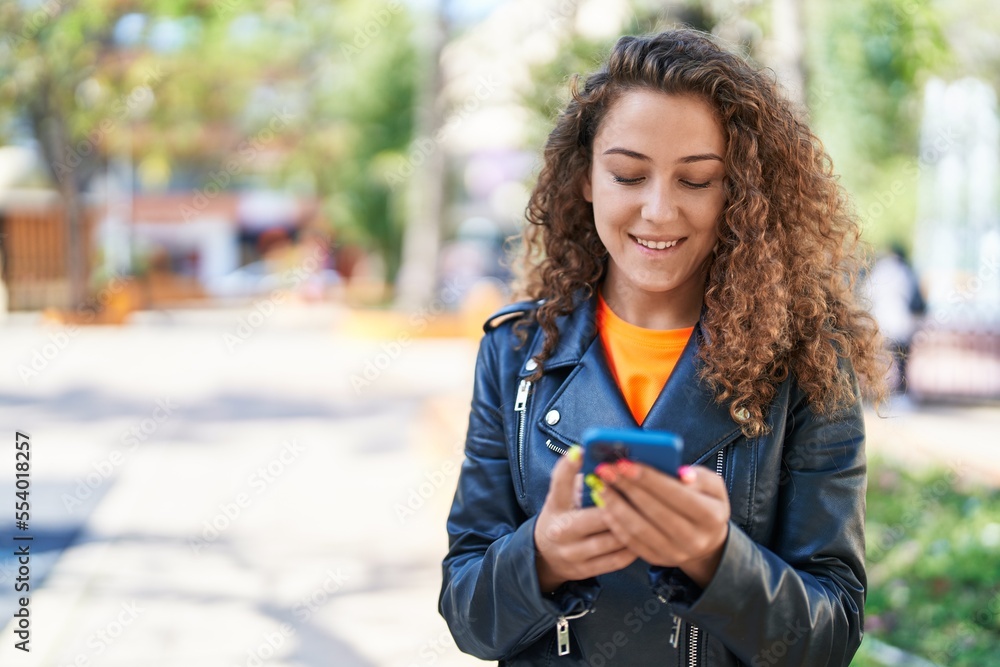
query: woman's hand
[
  {"left": 591, "top": 461, "right": 730, "bottom": 589},
  {"left": 534, "top": 446, "right": 637, "bottom": 593}
]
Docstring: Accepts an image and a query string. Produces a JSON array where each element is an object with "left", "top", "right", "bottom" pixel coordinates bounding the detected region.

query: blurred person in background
[
  {"left": 867, "top": 242, "right": 926, "bottom": 394},
  {"left": 440, "top": 29, "right": 886, "bottom": 667}
]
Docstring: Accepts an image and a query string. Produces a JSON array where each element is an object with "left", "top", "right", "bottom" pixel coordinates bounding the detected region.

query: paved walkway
[
  {"left": 0, "top": 306, "right": 487, "bottom": 667},
  {"left": 0, "top": 305, "right": 997, "bottom": 666},
  {"left": 864, "top": 396, "right": 1000, "bottom": 486}
]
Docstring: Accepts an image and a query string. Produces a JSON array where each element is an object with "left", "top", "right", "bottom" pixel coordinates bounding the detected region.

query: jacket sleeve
[
  {"left": 655, "top": 377, "right": 867, "bottom": 667},
  {"left": 439, "top": 331, "right": 593, "bottom": 660}
]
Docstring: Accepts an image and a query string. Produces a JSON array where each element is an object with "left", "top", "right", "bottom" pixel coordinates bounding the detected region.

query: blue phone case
[{"left": 580, "top": 427, "right": 683, "bottom": 507}]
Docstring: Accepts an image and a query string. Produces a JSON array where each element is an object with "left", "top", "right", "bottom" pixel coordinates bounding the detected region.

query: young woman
[{"left": 439, "top": 29, "right": 885, "bottom": 667}]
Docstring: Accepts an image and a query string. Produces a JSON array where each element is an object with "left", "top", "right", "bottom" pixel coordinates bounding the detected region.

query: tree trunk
[
  {"left": 60, "top": 171, "right": 89, "bottom": 311},
  {"left": 394, "top": 0, "right": 449, "bottom": 311},
  {"left": 32, "top": 99, "right": 91, "bottom": 310},
  {"left": 771, "top": 0, "right": 808, "bottom": 110}
]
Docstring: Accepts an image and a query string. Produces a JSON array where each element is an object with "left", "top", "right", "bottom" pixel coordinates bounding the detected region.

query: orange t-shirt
[{"left": 597, "top": 294, "right": 694, "bottom": 425}]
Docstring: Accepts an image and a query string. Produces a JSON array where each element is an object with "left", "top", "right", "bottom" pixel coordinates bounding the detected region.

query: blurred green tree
[
  {"left": 279, "top": 0, "right": 419, "bottom": 284},
  {"left": 1, "top": 0, "right": 144, "bottom": 307},
  {"left": 807, "top": 0, "right": 952, "bottom": 251},
  {"left": 0, "top": 0, "right": 418, "bottom": 306}
]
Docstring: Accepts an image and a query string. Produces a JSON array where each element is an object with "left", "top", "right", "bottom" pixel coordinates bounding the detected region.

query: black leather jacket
[{"left": 439, "top": 292, "right": 867, "bottom": 666}]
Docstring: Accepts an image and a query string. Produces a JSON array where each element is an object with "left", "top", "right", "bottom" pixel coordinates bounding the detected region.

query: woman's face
[{"left": 583, "top": 89, "right": 727, "bottom": 311}]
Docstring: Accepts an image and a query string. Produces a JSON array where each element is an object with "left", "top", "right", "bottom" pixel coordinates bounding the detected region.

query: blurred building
[
  {"left": 909, "top": 77, "right": 1000, "bottom": 401},
  {"left": 0, "top": 144, "right": 324, "bottom": 310}
]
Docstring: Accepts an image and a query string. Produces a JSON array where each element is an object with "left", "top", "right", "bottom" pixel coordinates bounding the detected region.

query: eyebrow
[{"left": 602, "top": 147, "right": 724, "bottom": 164}]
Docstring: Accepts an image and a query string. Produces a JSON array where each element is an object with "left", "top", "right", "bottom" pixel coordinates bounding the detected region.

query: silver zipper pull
[
  {"left": 514, "top": 379, "right": 530, "bottom": 412},
  {"left": 669, "top": 614, "right": 682, "bottom": 648},
  {"left": 557, "top": 616, "right": 571, "bottom": 656}
]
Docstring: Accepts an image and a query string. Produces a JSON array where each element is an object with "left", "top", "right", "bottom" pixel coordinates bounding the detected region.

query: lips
[{"left": 631, "top": 234, "right": 684, "bottom": 250}]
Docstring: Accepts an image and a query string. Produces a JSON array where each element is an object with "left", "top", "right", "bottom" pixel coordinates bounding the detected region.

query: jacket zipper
[
  {"left": 545, "top": 438, "right": 568, "bottom": 456},
  {"left": 687, "top": 623, "right": 700, "bottom": 667},
  {"left": 683, "top": 447, "right": 726, "bottom": 666},
  {"left": 516, "top": 382, "right": 591, "bottom": 657},
  {"left": 514, "top": 379, "right": 531, "bottom": 496},
  {"left": 556, "top": 608, "right": 590, "bottom": 656}
]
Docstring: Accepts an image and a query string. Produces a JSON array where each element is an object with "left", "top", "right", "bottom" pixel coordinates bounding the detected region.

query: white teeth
[{"left": 634, "top": 236, "right": 679, "bottom": 249}]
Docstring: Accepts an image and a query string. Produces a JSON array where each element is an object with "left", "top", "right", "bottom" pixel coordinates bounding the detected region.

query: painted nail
[
  {"left": 678, "top": 465, "right": 696, "bottom": 483},
  {"left": 567, "top": 444, "right": 583, "bottom": 464},
  {"left": 584, "top": 473, "right": 606, "bottom": 494},
  {"left": 590, "top": 489, "right": 606, "bottom": 508},
  {"left": 595, "top": 462, "right": 617, "bottom": 482},
  {"left": 616, "top": 459, "right": 638, "bottom": 479}
]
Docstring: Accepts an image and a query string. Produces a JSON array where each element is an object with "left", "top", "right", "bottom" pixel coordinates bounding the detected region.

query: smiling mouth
[{"left": 631, "top": 235, "right": 684, "bottom": 250}]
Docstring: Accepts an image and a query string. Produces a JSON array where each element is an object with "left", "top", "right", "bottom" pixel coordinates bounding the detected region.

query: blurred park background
[{"left": 1, "top": 0, "right": 999, "bottom": 665}]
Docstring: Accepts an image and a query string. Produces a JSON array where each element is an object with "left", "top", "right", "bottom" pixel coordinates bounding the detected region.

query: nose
[{"left": 640, "top": 180, "right": 679, "bottom": 224}]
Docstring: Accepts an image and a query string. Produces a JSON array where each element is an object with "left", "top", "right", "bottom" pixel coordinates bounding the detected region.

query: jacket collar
[
  {"left": 518, "top": 289, "right": 600, "bottom": 377},
  {"left": 528, "top": 290, "right": 744, "bottom": 466}
]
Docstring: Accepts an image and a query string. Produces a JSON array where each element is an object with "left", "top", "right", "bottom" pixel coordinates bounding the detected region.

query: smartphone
[{"left": 580, "top": 427, "right": 683, "bottom": 507}]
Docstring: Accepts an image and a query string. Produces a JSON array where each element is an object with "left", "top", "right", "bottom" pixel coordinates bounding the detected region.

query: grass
[{"left": 854, "top": 457, "right": 1000, "bottom": 665}]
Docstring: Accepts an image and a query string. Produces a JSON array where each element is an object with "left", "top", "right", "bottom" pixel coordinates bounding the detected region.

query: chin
[{"left": 634, "top": 281, "right": 680, "bottom": 295}]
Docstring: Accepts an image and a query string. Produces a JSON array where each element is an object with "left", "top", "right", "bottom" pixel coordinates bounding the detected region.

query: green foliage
[
  {"left": 281, "top": 0, "right": 419, "bottom": 279},
  {"left": 517, "top": 4, "right": 672, "bottom": 179},
  {"left": 844, "top": 0, "right": 950, "bottom": 157},
  {"left": 862, "top": 457, "right": 1000, "bottom": 665},
  {"left": 520, "top": 33, "right": 612, "bottom": 153},
  {"left": 0, "top": 0, "right": 419, "bottom": 279},
  {"left": 807, "top": 0, "right": 953, "bottom": 250}
]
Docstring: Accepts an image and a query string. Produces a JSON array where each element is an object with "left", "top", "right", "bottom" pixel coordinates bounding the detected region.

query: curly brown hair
[{"left": 514, "top": 29, "right": 887, "bottom": 437}]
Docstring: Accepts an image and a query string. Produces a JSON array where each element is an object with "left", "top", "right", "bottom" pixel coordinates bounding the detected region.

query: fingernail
[
  {"left": 590, "top": 489, "right": 606, "bottom": 508},
  {"left": 678, "top": 465, "right": 696, "bottom": 483},
  {"left": 584, "top": 473, "right": 605, "bottom": 494},
  {"left": 616, "top": 459, "right": 638, "bottom": 479},
  {"left": 595, "top": 462, "right": 617, "bottom": 482},
  {"left": 567, "top": 445, "right": 583, "bottom": 463}
]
